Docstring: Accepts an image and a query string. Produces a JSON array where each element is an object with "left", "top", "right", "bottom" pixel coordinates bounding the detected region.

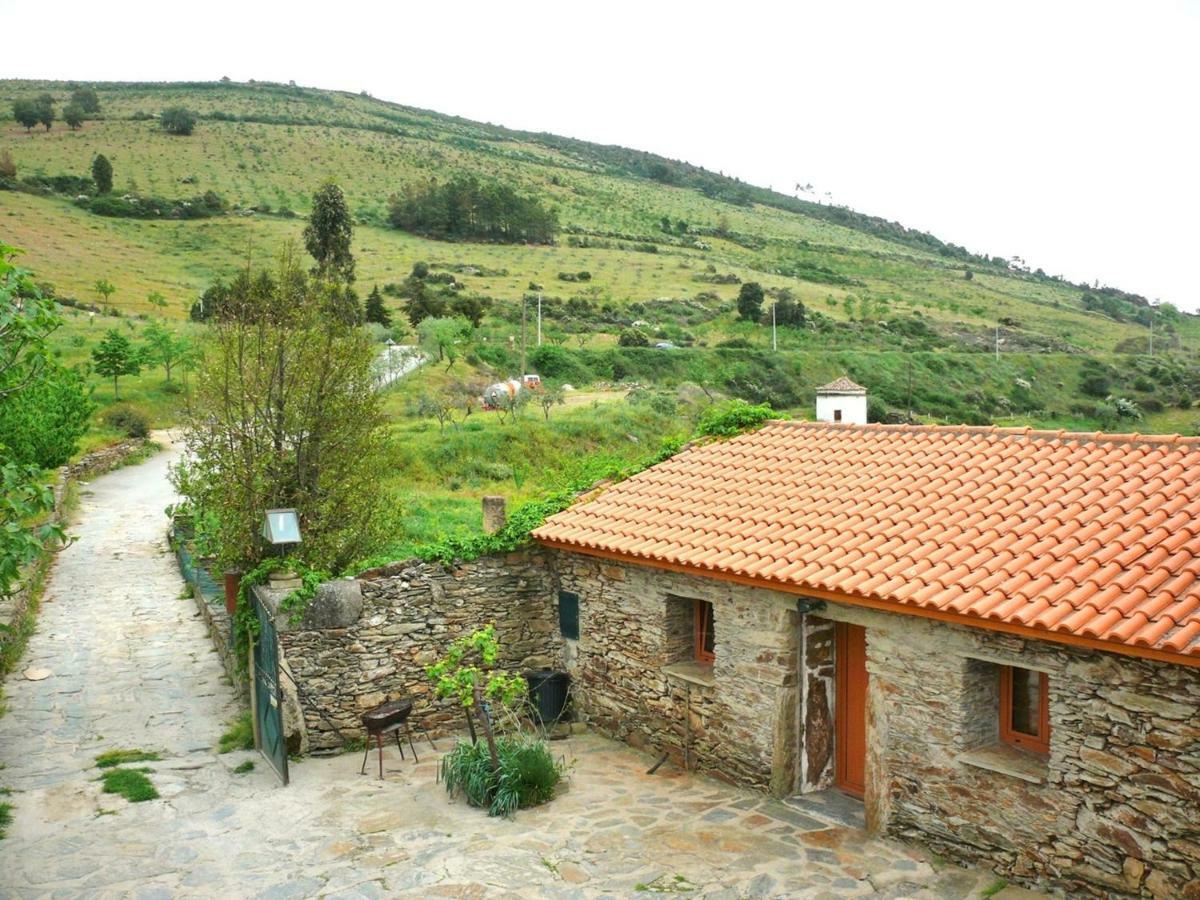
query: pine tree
[
  {"left": 91, "top": 329, "right": 141, "bottom": 398},
  {"left": 364, "top": 285, "right": 391, "bottom": 326},
  {"left": 92, "top": 154, "right": 113, "bottom": 194},
  {"left": 737, "top": 282, "right": 764, "bottom": 322},
  {"left": 303, "top": 180, "right": 355, "bottom": 283}
]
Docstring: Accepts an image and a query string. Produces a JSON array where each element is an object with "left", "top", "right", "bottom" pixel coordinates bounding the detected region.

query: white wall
[{"left": 816, "top": 393, "right": 867, "bottom": 425}]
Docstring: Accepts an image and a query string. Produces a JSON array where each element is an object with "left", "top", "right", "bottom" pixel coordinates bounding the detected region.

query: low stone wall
[
  {"left": 266, "top": 551, "right": 561, "bottom": 753},
  {"left": 65, "top": 438, "right": 149, "bottom": 482}
]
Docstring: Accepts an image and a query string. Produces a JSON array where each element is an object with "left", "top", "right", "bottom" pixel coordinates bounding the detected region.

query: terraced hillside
[{"left": 2, "top": 79, "right": 1198, "bottom": 445}]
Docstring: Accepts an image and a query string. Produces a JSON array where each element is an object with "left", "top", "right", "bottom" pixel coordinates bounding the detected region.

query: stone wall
[
  {"left": 816, "top": 602, "right": 1200, "bottom": 899},
  {"left": 551, "top": 552, "right": 800, "bottom": 794},
  {"left": 800, "top": 616, "right": 836, "bottom": 791},
  {"left": 268, "top": 551, "right": 561, "bottom": 753}
]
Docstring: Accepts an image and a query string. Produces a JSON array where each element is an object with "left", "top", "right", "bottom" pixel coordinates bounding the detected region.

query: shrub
[
  {"left": 697, "top": 399, "right": 778, "bottom": 438},
  {"left": 160, "top": 106, "right": 197, "bottom": 135},
  {"left": 617, "top": 327, "right": 650, "bottom": 348},
  {"left": 440, "top": 735, "right": 563, "bottom": 817},
  {"left": 102, "top": 403, "right": 150, "bottom": 438}
]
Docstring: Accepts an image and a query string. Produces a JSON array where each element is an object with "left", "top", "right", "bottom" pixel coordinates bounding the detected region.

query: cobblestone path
[{"left": 0, "top": 441, "right": 1040, "bottom": 899}]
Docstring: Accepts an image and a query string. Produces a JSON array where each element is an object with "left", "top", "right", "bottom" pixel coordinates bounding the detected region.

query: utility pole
[
  {"left": 995, "top": 325, "right": 1000, "bottom": 362},
  {"left": 1149, "top": 304, "right": 1155, "bottom": 356},
  {"left": 537, "top": 293, "right": 543, "bottom": 347},
  {"left": 520, "top": 294, "right": 528, "bottom": 375},
  {"left": 772, "top": 301, "right": 777, "bottom": 351}
]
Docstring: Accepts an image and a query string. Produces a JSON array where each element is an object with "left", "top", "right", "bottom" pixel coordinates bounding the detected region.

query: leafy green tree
[
  {"left": 618, "top": 327, "right": 649, "bottom": 347},
  {"left": 303, "top": 180, "right": 355, "bottom": 283},
  {"left": 0, "top": 246, "right": 78, "bottom": 598},
  {"left": 537, "top": 383, "right": 565, "bottom": 420},
  {"left": 91, "top": 328, "right": 141, "bottom": 398},
  {"left": 404, "top": 279, "right": 446, "bottom": 327},
  {"left": 91, "top": 154, "right": 113, "bottom": 194},
  {"left": 142, "top": 320, "right": 189, "bottom": 382},
  {"left": 0, "top": 366, "right": 94, "bottom": 467},
  {"left": 160, "top": 106, "right": 197, "bottom": 136},
  {"left": 70, "top": 86, "right": 101, "bottom": 115},
  {"left": 63, "top": 103, "right": 84, "bottom": 130},
  {"left": 147, "top": 291, "right": 168, "bottom": 311},
  {"left": 737, "top": 282, "right": 764, "bottom": 322},
  {"left": 417, "top": 316, "right": 472, "bottom": 370},
  {"left": 34, "top": 93, "right": 55, "bottom": 131},
  {"left": 12, "top": 99, "right": 39, "bottom": 131},
  {"left": 772, "top": 290, "right": 806, "bottom": 328},
  {"left": 175, "top": 247, "right": 387, "bottom": 572},
  {"left": 364, "top": 285, "right": 391, "bottom": 326},
  {"left": 94, "top": 279, "right": 115, "bottom": 304}
]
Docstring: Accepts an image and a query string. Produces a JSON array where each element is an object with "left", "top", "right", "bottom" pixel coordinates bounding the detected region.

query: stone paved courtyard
[{"left": 0, "top": 441, "right": 1042, "bottom": 899}]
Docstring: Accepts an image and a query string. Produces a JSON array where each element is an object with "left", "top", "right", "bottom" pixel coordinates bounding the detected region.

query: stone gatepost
[{"left": 482, "top": 496, "right": 507, "bottom": 533}]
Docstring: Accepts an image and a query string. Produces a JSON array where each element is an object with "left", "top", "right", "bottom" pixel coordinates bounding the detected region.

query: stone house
[{"left": 532, "top": 421, "right": 1200, "bottom": 897}]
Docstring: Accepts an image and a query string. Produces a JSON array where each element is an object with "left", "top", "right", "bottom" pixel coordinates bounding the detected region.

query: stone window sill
[
  {"left": 958, "top": 744, "right": 1048, "bottom": 784},
  {"left": 663, "top": 661, "right": 716, "bottom": 687}
]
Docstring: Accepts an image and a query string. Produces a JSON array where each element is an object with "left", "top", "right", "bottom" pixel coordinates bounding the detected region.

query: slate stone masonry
[{"left": 268, "top": 551, "right": 561, "bottom": 753}]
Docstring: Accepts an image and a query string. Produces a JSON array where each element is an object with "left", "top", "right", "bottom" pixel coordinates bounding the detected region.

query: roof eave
[{"left": 535, "top": 538, "right": 1200, "bottom": 669}]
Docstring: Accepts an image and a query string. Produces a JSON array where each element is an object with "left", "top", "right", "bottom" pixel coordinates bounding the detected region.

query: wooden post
[{"left": 248, "top": 635, "right": 262, "bottom": 751}]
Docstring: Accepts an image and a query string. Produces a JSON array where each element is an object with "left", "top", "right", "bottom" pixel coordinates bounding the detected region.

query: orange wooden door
[{"left": 835, "top": 623, "right": 868, "bottom": 797}]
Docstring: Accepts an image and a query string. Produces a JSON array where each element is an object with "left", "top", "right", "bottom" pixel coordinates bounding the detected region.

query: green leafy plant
[
  {"left": 99, "top": 768, "right": 158, "bottom": 803},
  {"left": 218, "top": 712, "right": 254, "bottom": 753},
  {"left": 440, "top": 734, "right": 563, "bottom": 818},
  {"left": 696, "top": 399, "right": 778, "bottom": 438},
  {"left": 0, "top": 801, "right": 11, "bottom": 838},
  {"left": 233, "top": 760, "right": 254, "bottom": 775}
]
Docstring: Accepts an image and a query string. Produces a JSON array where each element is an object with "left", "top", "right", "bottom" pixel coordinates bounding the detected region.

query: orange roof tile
[{"left": 533, "top": 422, "right": 1200, "bottom": 664}]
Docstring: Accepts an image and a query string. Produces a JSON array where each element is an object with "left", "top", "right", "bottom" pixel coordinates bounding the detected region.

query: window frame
[
  {"left": 833, "top": 409, "right": 843, "bottom": 422},
  {"left": 999, "top": 665, "right": 1050, "bottom": 754},
  {"left": 558, "top": 590, "right": 580, "bottom": 641},
  {"left": 693, "top": 599, "right": 715, "bottom": 664}
]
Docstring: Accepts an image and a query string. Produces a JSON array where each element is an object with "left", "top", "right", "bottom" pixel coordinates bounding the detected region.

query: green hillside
[{"left": 2, "top": 78, "right": 1199, "bottom": 446}]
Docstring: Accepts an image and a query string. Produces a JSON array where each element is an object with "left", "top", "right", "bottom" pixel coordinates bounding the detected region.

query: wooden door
[{"left": 835, "top": 623, "right": 867, "bottom": 797}]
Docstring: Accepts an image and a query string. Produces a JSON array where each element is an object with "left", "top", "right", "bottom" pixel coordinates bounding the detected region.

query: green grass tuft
[
  {"left": 99, "top": 768, "right": 159, "bottom": 803},
  {"left": 232, "top": 760, "right": 254, "bottom": 774},
  {"left": 0, "top": 801, "right": 12, "bottom": 839},
  {"left": 95, "top": 749, "right": 161, "bottom": 769},
  {"left": 218, "top": 712, "right": 254, "bottom": 753}
]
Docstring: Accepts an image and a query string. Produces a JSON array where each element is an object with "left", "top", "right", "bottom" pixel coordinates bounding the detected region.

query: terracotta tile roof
[
  {"left": 534, "top": 422, "right": 1200, "bottom": 663},
  {"left": 816, "top": 376, "right": 867, "bottom": 394}
]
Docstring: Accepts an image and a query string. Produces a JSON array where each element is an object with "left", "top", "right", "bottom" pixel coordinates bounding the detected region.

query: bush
[
  {"left": 440, "top": 735, "right": 563, "bottom": 817},
  {"left": 160, "top": 106, "right": 197, "bottom": 136},
  {"left": 617, "top": 327, "right": 650, "bottom": 348},
  {"left": 102, "top": 403, "right": 150, "bottom": 438},
  {"left": 697, "top": 399, "right": 778, "bottom": 438}
]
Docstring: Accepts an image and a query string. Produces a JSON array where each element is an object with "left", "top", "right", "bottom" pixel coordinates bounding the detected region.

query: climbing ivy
[{"left": 230, "top": 556, "right": 329, "bottom": 675}]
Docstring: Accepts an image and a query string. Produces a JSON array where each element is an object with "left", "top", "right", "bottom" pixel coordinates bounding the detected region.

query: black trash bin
[{"left": 526, "top": 669, "right": 570, "bottom": 725}]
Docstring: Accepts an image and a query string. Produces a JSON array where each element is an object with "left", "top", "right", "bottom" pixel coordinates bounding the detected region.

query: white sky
[{"left": 5, "top": 0, "right": 1199, "bottom": 310}]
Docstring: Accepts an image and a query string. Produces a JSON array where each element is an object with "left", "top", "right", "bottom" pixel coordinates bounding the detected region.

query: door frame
[{"left": 834, "top": 622, "right": 867, "bottom": 797}]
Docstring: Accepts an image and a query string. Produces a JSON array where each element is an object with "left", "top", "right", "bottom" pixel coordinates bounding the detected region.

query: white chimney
[{"left": 815, "top": 377, "right": 868, "bottom": 425}]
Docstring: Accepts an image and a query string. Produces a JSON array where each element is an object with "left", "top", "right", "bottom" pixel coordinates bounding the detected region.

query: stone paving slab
[{"left": 0, "top": 437, "right": 1039, "bottom": 899}]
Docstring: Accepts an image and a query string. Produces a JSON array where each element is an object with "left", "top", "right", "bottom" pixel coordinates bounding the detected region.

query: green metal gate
[{"left": 253, "top": 595, "right": 289, "bottom": 786}]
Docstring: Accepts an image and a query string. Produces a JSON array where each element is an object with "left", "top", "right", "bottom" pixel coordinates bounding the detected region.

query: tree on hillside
[
  {"left": 175, "top": 247, "right": 387, "bottom": 572},
  {"left": 91, "top": 153, "right": 113, "bottom": 194},
  {"left": 34, "top": 93, "right": 55, "bottom": 131},
  {"left": 771, "top": 290, "right": 806, "bottom": 328},
  {"left": 417, "top": 316, "right": 472, "bottom": 370},
  {"left": 404, "top": 279, "right": 446, "bottom": 327},
  {"left": 160, "top": 106, "right": 197, "bottom": 136},
  {"left": 0, "top": 150, "right": 15, "bottom": 180},
  {"left": 70, "top": 86, "right": 101, "bottom": 115},
  {"left": 94, "top": 279, "right": 116, "bottom": 305},
  {"left": 364, "top": 285, "right": 391, "bottom": 326},
  {"left": 12, "top": 99, "right": 39, "bottom": 131},
  {"left": 91, "top": 328, "right": 140, "bottom": 398},
  {"left": 537, "top": 383, "right": 565, "bottom": 420},
  {"left": 737, "top": 282, "right": 764, "bottom": 322},
  {"left": 303, "top": 180, "right": 356, "bottom": 284},
  {"left": 63, "top": 103, "right": 84, "bottom": 130},
  {"left": 142, "top": 320, "right": 189, "bottom": 383}
]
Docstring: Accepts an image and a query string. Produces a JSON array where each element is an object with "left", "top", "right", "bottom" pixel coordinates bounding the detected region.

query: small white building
[{"left": 815, "top": 376, "right": 868, "bottom": 425}]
